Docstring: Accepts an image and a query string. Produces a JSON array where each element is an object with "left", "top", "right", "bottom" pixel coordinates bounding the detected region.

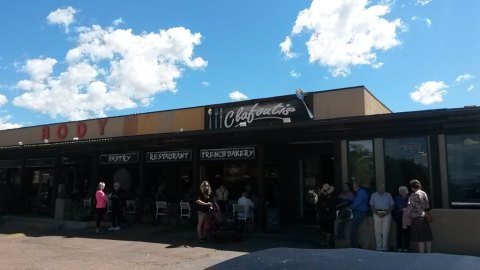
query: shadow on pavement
[{"left": 0, "top": 216, "right": 321, "bottom": 254}]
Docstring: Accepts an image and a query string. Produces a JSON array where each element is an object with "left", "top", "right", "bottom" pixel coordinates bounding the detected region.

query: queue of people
[
  {"left": 93, "top": 178, "right": 434, "bottom": 253},
  {"left": 335, "top": 179, "right": 433, "bottom": 253}
]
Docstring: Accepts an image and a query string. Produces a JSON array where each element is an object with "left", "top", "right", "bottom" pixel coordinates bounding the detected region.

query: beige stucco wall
[
  {"left": 313, "top": 87, "right": 366, "bottom": 120},
  {"left": 0, "top": 108, "right": 205, "bottom": 147},
  {"left": 313, "top": 87, "right": 390, "bottom": 120},
  {"left": 364, "top": 90, "right": 392, "bottom": 115},
  {"left": 335, "top": 209, "right": 480, "bottom": 256}
]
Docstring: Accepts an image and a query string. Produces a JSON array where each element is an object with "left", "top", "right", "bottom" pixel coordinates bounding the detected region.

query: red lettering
[
  {"left": 98, "top": 119, "right": 108, "bottom": 135},
  {"left": 41, "top": 126, "right": 50, "bottom": 140},
  {"left": 76, "top": 121, "right": 87, "bottom": 138},
  {"left": 56, "top": 124, "right": 68, "bottom": 140}
]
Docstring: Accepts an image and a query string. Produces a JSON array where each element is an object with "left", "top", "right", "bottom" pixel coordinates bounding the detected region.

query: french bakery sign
[
  {"left": 200, "top": 147, "right": 255, "bottom": 161},
  {"left": 205, "top": 94, "right": 312, "bottom": 129}
]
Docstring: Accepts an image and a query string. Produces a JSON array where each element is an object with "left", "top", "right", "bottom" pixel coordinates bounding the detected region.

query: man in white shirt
[
  {"left": 370, "top": 184, "right": 395, "bottom": 251},
  {"left": 238, "top": 192, "right": 255, "bottom": 219}
]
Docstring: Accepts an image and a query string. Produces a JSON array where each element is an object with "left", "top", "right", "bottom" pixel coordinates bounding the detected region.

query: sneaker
[
  {"left": 199, "top": 238, "right": 205, "bottom": 243},
  {"left": 114, "top": 226, "right": 121, "bottom": 231},
  {"left": 95, "top": 230, "right": 105, "bottom": 234},
  {"left": 108, "top": 227, "right": 115, "bottom": 231}
]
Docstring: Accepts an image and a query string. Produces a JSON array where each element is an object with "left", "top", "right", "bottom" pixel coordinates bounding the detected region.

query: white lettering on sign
[
  {"left": 147, "top": 151, "right": 191, "bottom": 162},
  {"left": 223, "top": 103, "right": 296, "bottom": 128},
  {"left": 108, "top": 155, "right": 131, "bottom": 163},
  {"left": 200, "top": 148, "right": 255, "bottom": 160}
]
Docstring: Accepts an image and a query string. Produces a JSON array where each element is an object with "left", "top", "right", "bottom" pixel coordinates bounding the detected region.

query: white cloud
[
  {"left": 279, "top": 36, "right": 296, "bottom": 59},
  {"left": 290, "top": 70, "right": 301, "bottom": 78},
  {"left": 21, "top": 58, "right": 57, "bottom": 81},
  {"left": 112, "top": 18, "right": 124, "bottom": 26},
  {"left": 14, "top": 25, "right": 207, "bottom": 121},
  {"left": 201, "top": 81, "right": 210, "bottom": 87},
  {"left": 410, "top": 81, "right": 448, "bottom": 105},
  {"left": 467, "top": 85, "right": 475, "bottom": 91},
  {"left": 455, "top": 73, "right": 475, "bottom": 83},
  {"left": 416, "top": 0, "right": 432, "bottom": 6},
  {"left": 283, "top": 0, "right": 403, "bottom": 77},
  {"left": 0, "top": 94, "right": 7, "bottom": 106},
  {"left": 0, "top": 115, "right": 22, "bottom": 130},
  {"left": 425, "top": 18, "right": 432, "bottom": 27},
  {"left": 229, "top": 90, "right": 248, "bottom": 101},
  {"left": 411, "top": 16, "right": 432, "bottom": 27},
  {"left": 47, "top": 6, "right": 77, "bottom": 33}
]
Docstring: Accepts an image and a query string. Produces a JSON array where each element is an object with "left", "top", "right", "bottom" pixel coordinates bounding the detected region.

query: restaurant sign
[
  {"left": 100, "top": 153, "right": 139, "bottom": 164},
  {"left": 146, "top": 150, "right": 192, "bottom": 162},
  {"left": 205, "top": 95, "right": 312, "bottom": 130},
  {"left": 200, "top": 147, "right": 255, "bottom": 161}
]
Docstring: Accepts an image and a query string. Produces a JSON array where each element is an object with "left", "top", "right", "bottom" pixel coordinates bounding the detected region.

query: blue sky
[{"left": 0, "top": 0, "right": 479, "bottom": 129}]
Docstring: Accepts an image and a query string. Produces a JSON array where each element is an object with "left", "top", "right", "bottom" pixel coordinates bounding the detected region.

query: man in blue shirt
[{"left": 350, "top": 181, "right": 370, "bottom": 248}]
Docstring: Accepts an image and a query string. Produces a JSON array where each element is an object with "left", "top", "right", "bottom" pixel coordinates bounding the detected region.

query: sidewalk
[{"left": 0, "top": 216, "right": 322, "bottom": 269}]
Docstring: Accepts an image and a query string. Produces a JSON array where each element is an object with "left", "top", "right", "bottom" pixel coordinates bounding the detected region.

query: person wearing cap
[
  {"left": 370, "top": 184, "right": 395, "bottom": 251},
  {"left": 394, "top": 186, "right": 410, "bottom": 252},
  {"left": 317, "top": 183, "right": 336, "bottom": 248}
]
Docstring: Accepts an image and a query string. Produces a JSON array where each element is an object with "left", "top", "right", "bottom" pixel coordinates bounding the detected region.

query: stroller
[{"left": 205, "top": 202, "right": 243, "bottom": 243}]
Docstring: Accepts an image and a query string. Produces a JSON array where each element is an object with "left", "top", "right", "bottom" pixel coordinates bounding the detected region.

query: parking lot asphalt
[{"left": 0, "top": 219, "right": 319, "bottom": 270}]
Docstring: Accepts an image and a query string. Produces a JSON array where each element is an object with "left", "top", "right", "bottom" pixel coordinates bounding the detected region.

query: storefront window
[
  {"left": 348, "top": 140, "right": 375, "bottom": 186},
  {"left": 446, "top": 134, "right": 480, "bottom": 208},
  {"left": 384, "top": 137, "right": 430, "bottom": 195}
]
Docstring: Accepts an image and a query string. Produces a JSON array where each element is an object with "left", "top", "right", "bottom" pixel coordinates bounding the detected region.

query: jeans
[{"left": 350, "top": 210, "right": 366, "bottom": 248}]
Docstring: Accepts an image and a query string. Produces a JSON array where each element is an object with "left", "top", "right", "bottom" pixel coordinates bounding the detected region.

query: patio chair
[
  {"left": 232, "top": 204, "right": 247, "bottom": 222},
  {"left": 232, "top": 204, "right": 254, "bottom": 222},
  {"left": 126, "top": 200, "right": 136, "bottom": 214},
  {"left": 82, "top": 198, "right": 91, "bottom": 210},
  {"left": 179, "top": 201, "right": 191, "bottom": 219},
  {"left": 155, "top": 201, "right": 168, "bottom": 219}
]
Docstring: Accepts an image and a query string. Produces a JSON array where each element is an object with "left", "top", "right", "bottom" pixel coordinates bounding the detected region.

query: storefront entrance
[{"left": 287, "top": 143, "right": 336, "bottom": 225}]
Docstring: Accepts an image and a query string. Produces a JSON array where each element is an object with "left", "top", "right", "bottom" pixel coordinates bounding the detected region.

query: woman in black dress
[{"left": 196, "top": 180, "right": 212, "bottom": 242}]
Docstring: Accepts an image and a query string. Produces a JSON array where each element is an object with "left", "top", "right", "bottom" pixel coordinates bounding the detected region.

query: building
[{"left": 1, "top": 86, "right": 479, "bottom": 255}]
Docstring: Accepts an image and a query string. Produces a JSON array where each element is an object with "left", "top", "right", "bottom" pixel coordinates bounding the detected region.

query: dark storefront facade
[{"left": 1, "top": 86, "right": 480, "bottom": 254}]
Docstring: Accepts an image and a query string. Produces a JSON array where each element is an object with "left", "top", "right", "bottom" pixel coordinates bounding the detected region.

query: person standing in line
[
  {"left": 108, "top": 182, "right": 124, "bottom": 231},
  {"left": 336, "top": 183, "right": 355, "bottom": 240},
  {"left": 95, "top": 182, "right": 108, "bottom": 234},
  {"left": 370, "top": 184, "right": 395, "bottom": 251},
  {"left": 196, "top": 180, "right": 213, "bottom": 242},
  {"left": 394, "top": 186, "right": 410, "bottom": 252},
  {"left": 403, "top": 179, "right": 433, "bottom": 253},
  {"left": 350, "top": 181, "right": 370, "bottom": 248},
  {"left": 317, "top": 184, "right": 336, "bottom": 248},
  {"left": 215, "top": 183, "right": 229, "bottom": 214}
]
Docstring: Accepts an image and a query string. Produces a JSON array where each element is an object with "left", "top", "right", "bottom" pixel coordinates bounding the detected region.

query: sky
[{"left": 0, "top": 0, "right": 479, "bottom": 130}]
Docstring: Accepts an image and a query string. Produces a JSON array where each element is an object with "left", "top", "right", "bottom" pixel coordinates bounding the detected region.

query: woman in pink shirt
[{"left": 95, "top": 182, "right": 107, "bottom": 234}]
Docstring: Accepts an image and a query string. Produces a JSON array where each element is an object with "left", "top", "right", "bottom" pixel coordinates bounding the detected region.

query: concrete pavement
[{"left": 0, "top": 218, "right": 319, "bottom": 270}]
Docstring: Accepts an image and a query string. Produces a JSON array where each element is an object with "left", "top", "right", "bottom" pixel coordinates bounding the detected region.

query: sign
[
  {"left": 25, "top": 158, "right": 54, "bottom": 167},
  {"left": 100, "top": 153, "right": 139, "bottom": 164},
  {"left": 205, "top": 95, "right": 311, "bottom": 129},
  {"left": 0, "top": 159, "right": 21, "bottom": 168},
  {"left": 41, "top": 119, "right": 109, "bottom": 141},
  {"left": 200, "top": 147, "right": 255, "bottom": 161},
  {"left": 146, "top": 150, "right": 192, "bottom": 162}
]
